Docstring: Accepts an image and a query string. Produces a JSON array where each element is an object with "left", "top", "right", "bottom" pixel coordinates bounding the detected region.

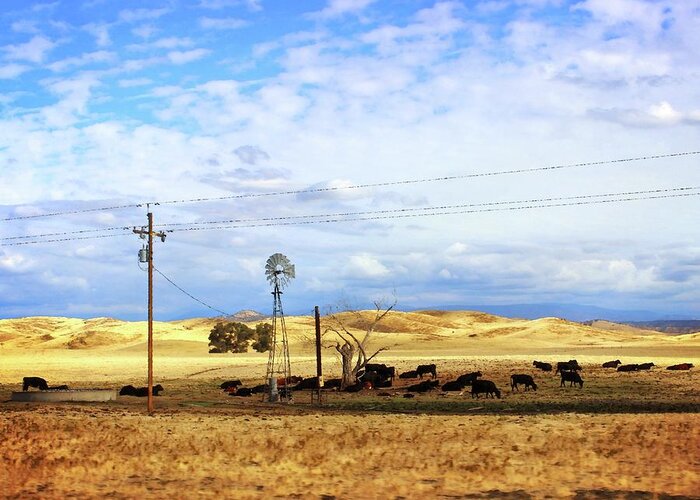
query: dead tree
[{"left": 324, "top": 296, "right": 397, "bottom": 389}]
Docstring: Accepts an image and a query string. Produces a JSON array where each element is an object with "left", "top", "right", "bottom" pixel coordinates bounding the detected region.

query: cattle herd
[
  {"left": 18, "top": 360, "right": 694, "bottom": 402},
  {"left": 219, "top": 359, "right": 694, "bottom": 400}
]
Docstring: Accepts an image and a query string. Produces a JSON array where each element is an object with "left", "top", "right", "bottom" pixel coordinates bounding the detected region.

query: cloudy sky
[{"left": 1, "top": 0, "right": 699, "bottom": 321}]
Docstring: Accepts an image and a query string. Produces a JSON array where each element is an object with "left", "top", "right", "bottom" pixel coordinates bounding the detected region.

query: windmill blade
[{"left": 285, "top": 264, "right": 295, "bottom": 279}]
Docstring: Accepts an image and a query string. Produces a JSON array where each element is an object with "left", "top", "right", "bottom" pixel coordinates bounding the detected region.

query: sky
[{"left": 1, "top": 0, "right": 699, "bottom": 321}]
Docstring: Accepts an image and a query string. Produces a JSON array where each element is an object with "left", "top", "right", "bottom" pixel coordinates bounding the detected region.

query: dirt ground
[{"left": 1, "top": 355, "right": 699, "bottom": 499}]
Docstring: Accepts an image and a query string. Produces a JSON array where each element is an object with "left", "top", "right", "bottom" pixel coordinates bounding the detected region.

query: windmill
[{"left": 264, "top": 253, "right": 295, "bottom": 402}]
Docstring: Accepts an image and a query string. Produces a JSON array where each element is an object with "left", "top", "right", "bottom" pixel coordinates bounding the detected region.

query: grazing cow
[
  {"left": 602, "top": 360, "right": 622, "bottom": 368},
  {"left": 471, "top": 379, "right": 501, "bottom": 399},
  {"left": 405, "top": 380, "right": 440, "bottom": 392},
  {"left": 560, "top": 371, "right": 584, "bottom": 388},
  {"left": 637, "top": 363, "right": 655, "bottom": 370},
  {"left": 399, "top": 370, "right": 418, "bottom": 379},
  {"left": 617, "top": 364, "right": 639, "bottom": 372},
  {"left": 556, "top": 360, "right": 581, "bottom": 374},
  {"left": 22, "top": 377, "right": 49, "bottom": 391},
  {"left": 416, "top": 364, "right": 437, "bottom": 379},
  {"left": 533, "top": 361, "right": 552, "bottom": 372},
  {"left": 220, "top": 380, "right": 242, "bottom": 390},
  {"left": 456, "top": 371, "right": 482, "bottom": 386},
  {"left": 510, "top": 374, "right": 537, "bottom": 392},
  {"left": 667, "top": 363, "right": 694, "bottom": 371},
  {"left": 441, "top": 380, "right": 466, "bottom": 392}
]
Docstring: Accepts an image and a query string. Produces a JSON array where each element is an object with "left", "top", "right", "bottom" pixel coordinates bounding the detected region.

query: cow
[
  {"left": 399, "top": 370, "right": 418, "bottom": 379},
  {"left": 471, "top": 379, "right": 501, "bottom": 399},
  {"left": 291, "top": 377, "right": 321, "bottom": 391},
  {"left": 324, "top": 378, "right": 342, "bottom": 389},
  {"left": 602, "top": 360, "right": 622, "bottom": 368},
  {"left": 359, "top": 369, "right": 392, "bottom": 388},
  {"left": 556, "top": 360, "right": 581, "bottom": 374},
  {"left": 560, "top": 371, "right": 583, "bottom": 388},
  {"left": 231, "top": 387, "right": 253, "bottom": 397},
  {"left": 250, "top": 384, "right": 269, "bottom": 394},
  {"left": 405, "top": 380, "right": 440, "bottom": 392},
  {"left": 119, "top": 384, "right": 164, "bottom": 396},
  {"left": 637, "top": 363, "right": 655, "bottom": 370},
  {"left": 510, "top": 374, "right": 537, "bottom": 392},
  {"left": 456, "top": 371, "right": 482, "bottom": 386},
  {"left": 22, "top": 377, "right": 49, "bottom": 391},
  {"left": 533, "top": 361, "right": 552, "bottom": 372},
  {"left": 617, "top": 364, "right": 639, "bottom": 372},
  {"left": 416, "top": 364, "right": 437, "bottom": 379},
  {"left": 344, "top": 382, "right": 364, "bottom": 392},
  {"left": 365, "top": 364, "right": 396, "bottom": 382},
  {"left": 667, "top": 363, "right": 694, "bottom": 371},
  {"left": 441, "top": 380, "right": 466, "bottom": 392},
  {"left": 220, "top": 380, "right": 242, "bottom": 390}
]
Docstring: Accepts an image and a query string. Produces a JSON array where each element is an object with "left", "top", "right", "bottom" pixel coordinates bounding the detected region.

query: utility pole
[
  {"left": 133, "top": 207, "right": 167, "bottom": 415},
  {"left": 313, "top": 305, "right": 323, "bottom": 405}
]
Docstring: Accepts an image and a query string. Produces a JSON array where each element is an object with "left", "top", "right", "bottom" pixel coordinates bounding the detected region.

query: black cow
[
  {"left": 405, "top": 380, "right": 440, "bottom": 392},
  {"left": 667, "top": 363, "right": 694, "bottom": 371},
  {"left": 510, "top": 374, "right": 537, "bottom": 391},
  {"left": 22, "top": 377, "right": 49, "bottom": 391},
  {"left": 441, "top": 380, "right": 466, "bottom": 392},
  {"left": 399, "top": 370, "right": 418, "bottom": 379},
  {"left": 456, "top": 371, "right": 482, "bottom": 386},
  {"left": 220, "top": 380, "right": 242, "bottom": 390},
  {"left": 365, "top": 364, "right": 396, "bottom": 382},
  {"left": 617, "top": 364, "right": 639, "bottom": 372},
  {"left": 250, "top": 384, "right": 269, "bottom": 394},
  {"left": 120, "top": 384, "right": 164, "bottom": 397},
  {"left": 471, "top": 379, "right": 501, "bottom": 399},
  {"left": 637, "top": 363, "right": 655, "bottom": 370},
  {"left": 344, "top": 382, "right": 364, "bottom": 392},
  {"left": 416, "top": 364, "right": 437, "bottom": 379},
  {"left": 560, "top": 371, "right": 583, "bottom": 388},
  {"left": 358, "top": 370, "right": 392, "bottom": 389},
  {"left": 533, "top": 361, "right": 552, "bottom": 372},
  {"left": 556, "top": 360, "right": 581, "bottom": 374},
  {"left": 292, "top": 377, "right": 321, "bottom": 390},
  {"left": 324, "top": 378, "right": 342, "bottom": 389},
  {"left": 602, "top": 360, "right": 621, "bottom": 368},
  {"left": 231, "top": 387, "right": 252, "bottom": 397}
]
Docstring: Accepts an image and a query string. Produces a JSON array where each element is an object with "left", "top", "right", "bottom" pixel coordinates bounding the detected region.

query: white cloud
[
  {"left": 11, "top": 20, "right": 40, "bottom": 34},
  {"left": 119, "top": 8, "right": 169, "bottom": 23},
  {"left": 84, "top": 23, "right": 111, "bottom": 47},
  {"left": 167, "top": 49, "right": 210, "bottom": 64},
  {"left": 118, "top": 77, "right": 153, "bottom": 88},
  {"left": 199, "top": 0, "right": 262, "bottom": 10},
  {"left": 2, "top": 35, "right": 55, "bottom": 63},
  {"left": 47, "top": 50, "right": 116, "bottom": 72},
  {"left": 345, "top": 254, "right": 390, "bottom": 279},
  {"left": 0, "top": 63, "right": 30, "bottom": 79},
  {"left": 310, "top": 0, "right": 377, "bottom": 20},
  {"left": 0, "top": 253, "right": 34, "bottom": 273},
  {"left": 199, "top": 17, "right": 248, "bottom": 30}
]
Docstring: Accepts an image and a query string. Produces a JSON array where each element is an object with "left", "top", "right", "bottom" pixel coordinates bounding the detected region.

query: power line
[
  {"left": 2, "top": 150, "right": 698, "bottom": 222},
  {"left": 156, "top": 186, "right": 700, "bottom": 228},
  {"left": 5, "top": 185, "right": 697, "bottom": 243},
  {"left": 2, "top": 187, "right": 698, "bottom": 246},
  {"left": 153, "top": 266, "right": 231, "bottom": 317}
]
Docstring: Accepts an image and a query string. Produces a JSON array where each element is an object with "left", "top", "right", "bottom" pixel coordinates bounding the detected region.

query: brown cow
[{"left": 667, "top": 363, "right": 694, "bottom": 371}]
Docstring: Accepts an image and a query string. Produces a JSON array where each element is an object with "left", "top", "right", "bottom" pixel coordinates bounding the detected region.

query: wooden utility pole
[
  {"left": 314, "top": 305, "right": 323, "bottom": 404},
  {"left": 133, "top": 210, "right": 167, "bottom": 415}
]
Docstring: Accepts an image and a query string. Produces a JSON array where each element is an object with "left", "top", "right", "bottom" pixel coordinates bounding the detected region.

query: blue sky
[{"left": 1, "top": 0, "right": 700, "bottom": 321}]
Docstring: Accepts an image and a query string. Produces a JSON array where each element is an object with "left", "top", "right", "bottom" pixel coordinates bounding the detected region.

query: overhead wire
[
  {"left": 153, "top": 266, "right": 231, "bottom": 317},
  {"left": 1, "top": 150, "right": 698, "bottom": 222},
  {"left": 2, "top": 186, "right": 699, "bottom": 246}
]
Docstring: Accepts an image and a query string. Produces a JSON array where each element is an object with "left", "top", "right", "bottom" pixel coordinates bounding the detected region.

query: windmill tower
[{"left": 264, "top": 253, "right": 295, "bottom": 402}]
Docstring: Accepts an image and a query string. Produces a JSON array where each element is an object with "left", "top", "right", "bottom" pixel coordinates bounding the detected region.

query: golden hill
[{"left": 0, "top": 310, "right": 696, "bottom": 354}]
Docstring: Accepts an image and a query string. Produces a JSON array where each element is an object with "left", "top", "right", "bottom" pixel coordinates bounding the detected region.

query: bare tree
[{"left": 324, "top": 296, "right": 397, "bottom": 389}]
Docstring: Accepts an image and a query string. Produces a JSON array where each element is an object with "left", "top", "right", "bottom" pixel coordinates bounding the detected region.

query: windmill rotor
[{"left": 265, "top": 253, "right": 295, "bottom": 289}]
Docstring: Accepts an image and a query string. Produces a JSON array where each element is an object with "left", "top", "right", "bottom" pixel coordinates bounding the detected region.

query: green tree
[
  {"left": 252, "top": 322, "right": 273, "bottom": 352},
  {"left": 208, "top": 321, "right": 272, "bottom": 353}
]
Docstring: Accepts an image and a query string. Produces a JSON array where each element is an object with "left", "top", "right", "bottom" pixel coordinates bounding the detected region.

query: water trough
[{"left": 11, "top": 389, "right": 118, "bottom": 403}]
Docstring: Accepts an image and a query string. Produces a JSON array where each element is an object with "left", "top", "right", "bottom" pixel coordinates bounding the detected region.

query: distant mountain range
[{"left": 412, "top": 303, "right": 696, "bottom": 323}]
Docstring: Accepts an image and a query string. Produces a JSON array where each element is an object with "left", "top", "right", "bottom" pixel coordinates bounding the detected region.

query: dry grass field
[{"left": 1, "top": 311, "right": 699, "bottom": 499}]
